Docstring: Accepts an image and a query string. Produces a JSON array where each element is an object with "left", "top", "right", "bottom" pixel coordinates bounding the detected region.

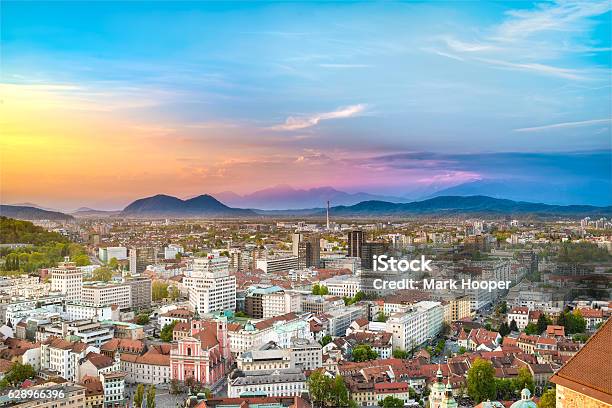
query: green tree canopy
[
  {"left": 378, "top": 395, "right": 404, "bottom": 408},
  {"left": 352, "top": 344, "right": 378, "bottom": 362},
  {"left": 160, "top": 321, "right": 178, "bottom": 342},
  {"left": 467, "top": 358, "right": 497, "bottom": 403}
]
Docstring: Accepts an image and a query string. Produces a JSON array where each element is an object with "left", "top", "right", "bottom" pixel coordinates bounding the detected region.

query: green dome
[{"left": 509, "top": 389, "right": 537, "bottom": 408}]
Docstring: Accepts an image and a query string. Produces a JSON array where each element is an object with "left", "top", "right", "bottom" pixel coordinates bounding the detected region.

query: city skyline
[{"left": 1, "top": 1, "right": 611, "bottom": 209}]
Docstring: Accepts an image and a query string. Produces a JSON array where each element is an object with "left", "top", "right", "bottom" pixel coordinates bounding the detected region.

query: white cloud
[
  {"left": 514, "top": 118, "right": 612, "bottom": 132},
  {"left": 474, "top": 58, "right": 587, "bottom": 80},
  {"left": 270, "top": 104, "right": 368, "bottom": 131}
]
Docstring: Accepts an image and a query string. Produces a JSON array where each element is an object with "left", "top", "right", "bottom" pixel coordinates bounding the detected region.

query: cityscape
[{"left": 1, "top": 1, "right": 611, "bottom": 408}]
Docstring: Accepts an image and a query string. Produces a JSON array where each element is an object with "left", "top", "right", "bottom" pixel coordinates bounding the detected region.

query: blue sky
[{"left": 1, "top": 1, "right": 611, "bottom": 207}]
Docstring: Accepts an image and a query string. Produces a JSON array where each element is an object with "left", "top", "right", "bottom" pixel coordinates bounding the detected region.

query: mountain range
[
  {"left": 121, "top": 194, "right": 256, "bottom": 217},
  {"left": 213, "top": 185, "right": 408, "bottom": 209},
  {"left": 319, "top": 195, "right": 612, "bottom": 217}
]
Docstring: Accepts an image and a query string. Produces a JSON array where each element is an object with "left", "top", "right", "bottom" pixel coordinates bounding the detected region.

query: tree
[
  {"left": 320, "top": 335, "right": 332, "bottom": 347},
  {"left": 558, "top": 310, "right": 587, "bottom": 334},
  {"left": 378, "top": 395, "right": 404, "bottom": 408},
  {"left": 308, "top": 371, "right": 332, "bottom": 407},
  {"left": 0, "top": 362, "right": 36, "bottom": 388},
  {"left": 92, "top": 267, "right": 113, "bottom": 282},
  {"left": 509, "top": 319, "right": 519, "bottom": 332},
  {"left": 352, "top": 344, "right": 378, "bottom": 362},
  {"left": 152, "top": 281, "right": 169, "bottom": 301},
  {"left": 536, "top": 314, "right": 551, "bottom": 334},
  {"left": 136, "top": 313, "right": 150, "bottom": 325},
  {"left": 108, "top": 257, "right": 119, "bottom": 269},
  {"left": 73, "top": 254, "right": 90, "bottom": 266},
  {"left": 498, "top": 322, "right": 510, "bottom": 337},
  {"left": 312, "top": 283, "right": 322, "bottom": 295},
  {"left": 168, "top": 285, "right": 180, "bottom": 300},
  {"left": 539, "top": 388, "right": 556, "bottom": 408},
  {"left": 392, "top": 349, "right": 410, "bottom": 359},
  {"left": 320, "top": 285, "right": 329, "bottom": 295},
  {"left": 170, "top": 379, "right": 182, "bottom": 395},
  {"left": 308, "top": 371, "right": 352, "bottom": 408},
  {"left": 134, "top": 384, "right": 145, "bottom": 408},
  {"left": 524, "top": 323, "right": 539, "bottom": 335},
  {"left": 375, "top": 311, "right": 388, "bottom": 322},
  {"left": 331, "top": 375, "right": 350, "bottom": 407},
  {"left": 146, "top": 385, "right": 156, "bottom": 408},
  {"left": 515, "top": 367, "right": 535, "bottom": 395},
  {"left": 160, "top": 321, "right": 178, "bottom": 342},
  {"left": 458, "top": 346, "right": 467, "bottom": 355},
  {"left": 467, "top": 358, "right": 496, "bottom": 403}
]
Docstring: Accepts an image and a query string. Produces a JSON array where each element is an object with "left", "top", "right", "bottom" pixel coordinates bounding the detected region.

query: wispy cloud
[
  {"left": 270, "top": 104, "right": 368, "bottom": 131},
  {"left": 427, "top": 0, "right": 611, "bottom": 81},
  {"left": 474, "top": 58, "right": 587, "bottom": 80},
  {"left": 496, "top": 0, "right": 612, "bottom": 41},
  {"left": 514, "top": 118, "right": 612, "bottom": 132}
]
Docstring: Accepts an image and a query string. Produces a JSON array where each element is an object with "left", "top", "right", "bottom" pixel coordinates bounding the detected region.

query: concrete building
[
  {"left": 128, "top": 247, "right": 157, "bottom": 275},
  {"left": 50, "top": 258, "right": 83, "bottom": 302},
  {"left": 82, "top": 282, "right": 132, "bottom": 310},
  {"left": 321, "top": 274, "right": 361, "bottom": 298},
  {"left": 98, "top": 247, "right": 128, "bottom": 263},
  {"left": 255, "top": 256, "right": 299, "bottom": 274},
  {"left": 164, "top": 244, "right": 184, "bottom": 260},
  {"left": 125, "top": 276, "right": 152, "bottom": 310},
  {"left": 187, "top": 256, "right": 236, "bottom": 314}
]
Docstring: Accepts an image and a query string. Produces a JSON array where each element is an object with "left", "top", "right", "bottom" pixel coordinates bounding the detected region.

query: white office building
[
  {"left": 187, "top": 256, "right": 236, "bottom": 314},
  {"left": 82, "top": 282, "right": 132, "bottom": 309},
  {"left": 50, "top": 258, "right": 83, "bottom": 302}
]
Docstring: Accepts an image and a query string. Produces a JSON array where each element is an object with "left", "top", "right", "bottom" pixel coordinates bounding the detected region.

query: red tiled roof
[{"left": 550, "top": 317, "right": 612, "bottom": 404}]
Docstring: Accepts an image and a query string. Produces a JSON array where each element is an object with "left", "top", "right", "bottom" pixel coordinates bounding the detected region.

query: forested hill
[{"left": 0, "top": 216, "right": 69, "bottom": 245}]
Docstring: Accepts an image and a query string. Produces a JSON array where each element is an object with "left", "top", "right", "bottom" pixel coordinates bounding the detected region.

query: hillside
[
  {"left": 0, "top": 205, "right": 74, "bottom": 221},
  {"left": 122, "top": 194, "right": 256, "bottom": 217}
]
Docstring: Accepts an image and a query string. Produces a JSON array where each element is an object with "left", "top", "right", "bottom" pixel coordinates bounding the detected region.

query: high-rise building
[
  {"left": 294, "top": 234, "right": 320, "bottom": 269},
  {"left": 50, "top": 257, "right": 83, "bottom": 302},
  {"left": 125, "top": 276, "right": 152, "bottom": 310},
  {"left": 347, "top": 230, "right": 365, "bottom": 258},
  {"left": 187, "top": 255, "right": 237, "bottom": 314},
  {"left": 129, "top": 247, "right": 157, "bottom": 274},
  {"left": 360, "top": 242, "right": 387, "bottom": 270}
]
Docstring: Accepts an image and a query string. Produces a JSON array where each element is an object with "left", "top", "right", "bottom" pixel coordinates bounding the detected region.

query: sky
[{"left": 1, "top": 1, "right": 611, "bottom": 209}]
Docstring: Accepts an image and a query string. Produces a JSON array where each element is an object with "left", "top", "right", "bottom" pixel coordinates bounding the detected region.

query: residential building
[
  {"left": 40, "top": 336, "right": 94, "bottom": 381},
  {"left": 100, "top": 371, "right": 126, "bottom": 408},
  {"left": 508, "top": 307, "right": 530, "bottom": 330},
  {"left": 125, "top": 276, "right": 152, "bottom": 309}
]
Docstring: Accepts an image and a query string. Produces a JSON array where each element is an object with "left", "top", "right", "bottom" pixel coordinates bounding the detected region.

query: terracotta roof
[
  {"left": 121, "top": 350, "right": 170, "bottom": 366},
  {"left": 546, "top": 325, "right": 565, "bottom": 337},
  {"left": 550, "top": 317, "right": 612, "bottom": 404},
  {"left": 85, "top": 352, "right": 115, "bottom": 370},
  {"left": 100, "top": 338, "right": 144, "bottom": 354},
  {"left": 254, "top": 312, "right": 298, "bottom": 330}
]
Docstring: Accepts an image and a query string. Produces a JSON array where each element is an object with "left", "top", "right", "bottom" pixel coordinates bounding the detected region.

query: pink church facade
[{"left": 169, "top": 319, "right": 231, "bottom": 387}]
